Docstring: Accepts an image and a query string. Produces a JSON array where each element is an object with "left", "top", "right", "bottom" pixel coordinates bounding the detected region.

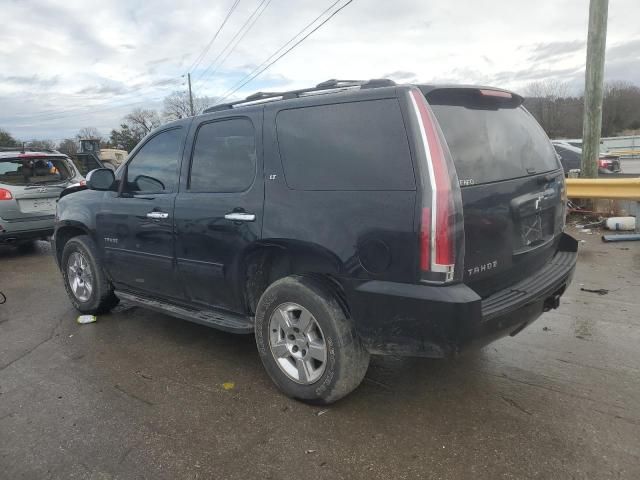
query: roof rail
[{"left": 203, "top": 78, "right": 396, "bottom": 113}]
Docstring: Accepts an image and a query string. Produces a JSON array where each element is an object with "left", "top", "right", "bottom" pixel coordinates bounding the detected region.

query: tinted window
[
  {"left": 429, "top": 100, "right": 559, "bottom": 185},
  {"left": 276, "top": 99, "right": 415, "bottom": 190},
  {"left": 189, "top": 118, "right": 256, "bottom": 192},
  {"left": 126, "top": 128, "right": 183, "bottom": 193}
]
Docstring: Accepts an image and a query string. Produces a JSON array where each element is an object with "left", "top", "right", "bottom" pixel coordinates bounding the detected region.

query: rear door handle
[
  {"left": 146, "top": 211, "right": 169, "bottom": 219},
  {"left": 224, "top": 212, "right": 255, "bottom": 222}
]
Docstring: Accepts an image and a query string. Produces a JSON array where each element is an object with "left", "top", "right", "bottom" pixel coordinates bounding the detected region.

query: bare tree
[
  {"left": 162, "top": 91, "right": 215, "bottom": 121},
  {"left": 76, "top": 127, "right": 102, "bottom": 141},
  {"left": 109, "top": 108, "right": 161, "bottom": 151},
  {"left": 124, "top": 108, "right": 161, "bottom": 135},
  {"left": 524, "top": 79, "right": 640, "bottom": 138},
  {"left": 26, "top": 139, "right": 56, "bottom": 150},
  {"left": 601, "top": 81, "right": 640, "bottom": 136},
  {"left": 524, "top": 79, "right": 570, "bottom": 100},
  {"left": 57, "top": 138, "right": 78, "bottom": 156},
  {"left": 0, "top": 128, "right": 20, "bottom": 147},
  {"left": 524, "top": 80, "right": 574, "bottom": 138}
]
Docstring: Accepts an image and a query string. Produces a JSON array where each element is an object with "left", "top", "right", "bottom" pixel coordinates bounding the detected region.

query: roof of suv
[
  {"left": 202, "top": 78, "right": 523, "bottom": 114},
  {"left": 0, "top": 147, "right": 68, "bottom": 160}
]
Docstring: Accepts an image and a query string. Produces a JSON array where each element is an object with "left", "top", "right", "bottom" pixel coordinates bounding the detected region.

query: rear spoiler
[{"left": 418, "top": 85, "right": 524, "bottom": 109}]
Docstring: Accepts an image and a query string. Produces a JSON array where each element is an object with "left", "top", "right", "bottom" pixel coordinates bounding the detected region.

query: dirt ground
[{"left": 1, "top": 226, "right": 638, "bottom": 479}]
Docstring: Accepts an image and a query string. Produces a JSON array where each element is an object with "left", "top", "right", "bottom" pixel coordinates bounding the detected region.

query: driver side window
[{"left": 125, "top": 128, "right": 183, "bottom": 193}]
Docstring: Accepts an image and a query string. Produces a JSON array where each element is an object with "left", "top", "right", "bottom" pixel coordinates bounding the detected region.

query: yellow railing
[{"left": 565, "top": 178, "right": 640, "bottom": 200}]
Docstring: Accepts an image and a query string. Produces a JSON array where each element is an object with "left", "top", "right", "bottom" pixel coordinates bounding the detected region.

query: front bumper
[{"left": 345, "top": 233, "right": 578, "bottom": 358}]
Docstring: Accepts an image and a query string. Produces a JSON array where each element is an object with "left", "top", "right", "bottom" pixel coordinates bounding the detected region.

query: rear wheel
[
  {"left": 61, "top": 235, "right": 118, "bottom": 314},
  {"left": 255, "top": 275, "right": 369, "bottom": 404}
]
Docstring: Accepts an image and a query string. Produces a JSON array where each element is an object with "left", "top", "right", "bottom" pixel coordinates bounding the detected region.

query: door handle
[
  {"left": 224, "top": 212, "right": 255, "bottom": 222},
  {"left": 146, "top": 211, "right": 169, "bottom": 219}
]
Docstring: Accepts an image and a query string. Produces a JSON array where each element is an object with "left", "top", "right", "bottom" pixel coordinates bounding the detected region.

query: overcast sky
[{"left": 1, "top": 0, "right": 639, "bottom": 142}]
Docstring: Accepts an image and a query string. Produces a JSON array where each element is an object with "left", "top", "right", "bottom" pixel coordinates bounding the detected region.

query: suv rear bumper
[
  {"left": 0, "top": 215, "right": 54, "bottom": 244},
  {"left": 345, "top": 233, "right": 578, "bottom": 358}
]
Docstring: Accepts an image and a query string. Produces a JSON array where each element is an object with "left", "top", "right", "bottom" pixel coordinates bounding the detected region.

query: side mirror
[{"left": 86, "top": 168, "right": 115, "bottom": 191}]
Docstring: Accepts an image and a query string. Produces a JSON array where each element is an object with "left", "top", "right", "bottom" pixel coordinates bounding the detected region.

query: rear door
[
  {"left": 423, "top": 87, "right": 564, "bottom": 297},
  {"left": 174, "top": 112, "right": 264, "bottom": 312}
]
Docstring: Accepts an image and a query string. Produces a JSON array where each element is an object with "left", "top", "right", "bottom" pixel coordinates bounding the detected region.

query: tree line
[
  {"left": 523, "top": 80, "right": 640, "bottom": 139},
  {"left": 2, "top": 81, "right": 639, "bottom": 156}
]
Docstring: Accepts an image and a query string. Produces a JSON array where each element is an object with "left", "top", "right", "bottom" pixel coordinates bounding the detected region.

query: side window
[
  {"left": 276, "top": 99, "right": 415, "bottom": 191},
  {"left": 189, "top": 118, "right": 257, "bottom": 193},
  {"left": 125, "top": 128, "right": 183, "bottom": 193}
]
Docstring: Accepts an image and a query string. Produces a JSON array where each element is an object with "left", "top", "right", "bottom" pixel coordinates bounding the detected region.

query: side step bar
[{"left": 115, "top": 291, "right": 254, "bottom": 334}]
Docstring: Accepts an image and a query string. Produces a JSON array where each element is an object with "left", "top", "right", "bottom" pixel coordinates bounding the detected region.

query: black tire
[
  {"left": 255, "top": 275, "right": 369, "bottom": 404},
  {"left": 61, "top": 235, "right": 118, "bottom": 314}
]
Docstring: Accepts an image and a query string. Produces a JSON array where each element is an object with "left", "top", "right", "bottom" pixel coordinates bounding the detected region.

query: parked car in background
[
  {"left": 552, "top": 141, "right": 621, "bottom": 175},
  {"left": 53, "top": 79, "right": 577, "bottom": 403},
  {"left": 0, "top": 147, "right": 83, "bottom": 249}
]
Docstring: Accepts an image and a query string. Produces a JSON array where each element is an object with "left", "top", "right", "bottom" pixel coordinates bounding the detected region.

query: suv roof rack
[{"left": 203, "top": 78, "right": 396, "bottom": 113}]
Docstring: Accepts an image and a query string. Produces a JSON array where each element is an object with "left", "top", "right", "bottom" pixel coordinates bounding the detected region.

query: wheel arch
[
  {"left": 240, "top": 239, "right": 347, "bottom": 315},
  {"left": 54, "top": 221, "right": 93, "bottom": 265}
]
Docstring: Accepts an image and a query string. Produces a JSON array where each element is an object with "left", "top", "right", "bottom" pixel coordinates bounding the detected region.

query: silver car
[{"left": 0, "top": 148, "right": 83, "bottom": 248}]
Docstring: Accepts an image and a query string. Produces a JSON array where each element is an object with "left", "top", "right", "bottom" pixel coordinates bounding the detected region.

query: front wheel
[
  {"left": 61, "top": 235, "right": 118, "bottom": 314},
  {"left": 255, "top": 275, "right": 369, "bottom": 404}
]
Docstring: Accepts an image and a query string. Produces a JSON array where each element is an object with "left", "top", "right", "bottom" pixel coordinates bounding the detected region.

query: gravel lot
[{"left": 1, "top": 226, "right": 639, "bottom": 479}]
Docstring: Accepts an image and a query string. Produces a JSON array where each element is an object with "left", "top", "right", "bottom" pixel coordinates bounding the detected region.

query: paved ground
[{"left": 1, "top": 227, "right": 639, "bottom": 479}]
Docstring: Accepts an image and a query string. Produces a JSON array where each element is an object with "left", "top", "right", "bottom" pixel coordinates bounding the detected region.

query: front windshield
[{"left": 0, "top": 157, "right": 73, "bottom": 185}]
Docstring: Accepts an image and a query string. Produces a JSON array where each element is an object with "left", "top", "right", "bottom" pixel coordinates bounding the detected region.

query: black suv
[{"left": 53, "top": 79, "right": 577, "bottom": 403}]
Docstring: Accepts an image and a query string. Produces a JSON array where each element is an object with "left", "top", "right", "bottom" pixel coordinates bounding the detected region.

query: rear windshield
[
  {"left": 427, "top": 92, "right": 559, "bottom": 185},
  {"left": 0, "top": 157, "right": 74, "bottom": 186}
]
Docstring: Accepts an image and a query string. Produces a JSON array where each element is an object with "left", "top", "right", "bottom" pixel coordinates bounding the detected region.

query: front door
[
  {"left": 98, "top": 127, "right": 187, "bottom": 300},
  {"left": 174, "top": 113, "right": 264, "bottom": 312}
]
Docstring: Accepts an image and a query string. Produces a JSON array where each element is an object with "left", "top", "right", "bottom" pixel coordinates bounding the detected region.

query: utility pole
[
  {"left": 581, "top": 0, "right": 609, "bottom": 178},
  {"left": 187, "top": 72, "right": 195, "bottom": 117}
]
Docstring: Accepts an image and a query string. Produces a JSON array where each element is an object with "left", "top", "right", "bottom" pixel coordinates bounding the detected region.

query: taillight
[
  {"left": 409, "top": 89, "right": 463, "bottom": 283},
  {"left": 0, "top": 188, "right": 13, "bottom": 201},
  {"left": 598, "top": 158, "right": 611, "bottom": 167}
]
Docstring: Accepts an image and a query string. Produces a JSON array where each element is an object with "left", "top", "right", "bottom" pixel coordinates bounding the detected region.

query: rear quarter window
[{"left": 276, "top": 99, "right": 415, "bottom": 191}]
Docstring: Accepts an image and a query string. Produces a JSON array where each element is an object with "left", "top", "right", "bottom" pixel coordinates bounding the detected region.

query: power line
[
  {"left": 193, "top": 0, "right": 271, "bottom": 90},
  {"left": 9, "top": 0, "right": 354, "bottom": 129},
  {"left": 11, "top": 94, "right": 170, "bottom": 127},
  {"left": 214, "top": 0, "right": 342, "bottom": 95},
  {"left": 186, "top": 0, "right": 242, "bottom": 74},
  {"left": 216, "top": 0, "right": 352, "bottom": 104},
  {"left": 193, "top": 0, "right": 270, "bottom": 87}
]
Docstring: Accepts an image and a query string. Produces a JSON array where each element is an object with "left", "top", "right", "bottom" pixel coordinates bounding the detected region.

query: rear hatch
[
  {"left": 422, "top": 86, "right": 565, "bottom": 298},
  {"left": 0, "top": 155, "right": 76, "bottom": 220}
]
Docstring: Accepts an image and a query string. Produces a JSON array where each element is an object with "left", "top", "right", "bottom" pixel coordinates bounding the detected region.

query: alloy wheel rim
[
  {"left": 268, "top": 302, "right": 328, "bottom": 385},
  {"left": 67, "top": 251, "right": 93, "bottom": 302}
]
